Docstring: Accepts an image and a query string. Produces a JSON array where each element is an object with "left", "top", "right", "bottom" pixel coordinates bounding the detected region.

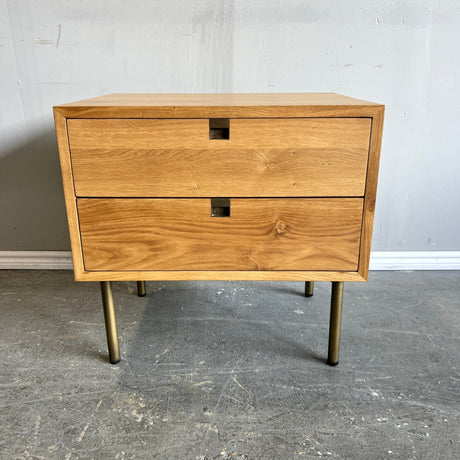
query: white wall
[{"left": 1, "top": 0, "right": 459, "bottom": 251}]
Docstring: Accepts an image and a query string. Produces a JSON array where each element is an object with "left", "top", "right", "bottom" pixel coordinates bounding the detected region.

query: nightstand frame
[{"left": 54, "top": 93, "right": 384, "bottom": 366}]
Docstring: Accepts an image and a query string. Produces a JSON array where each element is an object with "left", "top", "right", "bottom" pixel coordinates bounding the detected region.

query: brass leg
[
  {"left": 304, "top": 281, "right": 314, "bottom": 297},
  {"left": 100, "top": 281, "right": 120, "bottom": 364},
  {"left": 327, "top": 281, "right": 344, "bottom": 366},
  {"left": 137, "top": 281, "right": 146, "bottom": 297}
]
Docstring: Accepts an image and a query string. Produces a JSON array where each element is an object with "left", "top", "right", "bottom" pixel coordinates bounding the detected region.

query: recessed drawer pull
[
  {"left": 211, "top": 198, "right": 230, "bottom": 217},
  {"left": 209, "top": 118, "right": 229, "bottom": 139}
]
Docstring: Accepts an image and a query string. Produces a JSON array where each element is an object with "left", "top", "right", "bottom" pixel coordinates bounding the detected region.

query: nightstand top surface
[
  {"left": 56, "top": 92, "right": 381, "bottom": 107},
  {"left": 54, "top": 93, "right": 384, "bottom": 118}
]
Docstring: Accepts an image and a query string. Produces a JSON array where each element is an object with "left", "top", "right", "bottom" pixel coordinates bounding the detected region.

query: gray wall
[{"left": 1, "top": 0, "right": 459, "bottom": 251}]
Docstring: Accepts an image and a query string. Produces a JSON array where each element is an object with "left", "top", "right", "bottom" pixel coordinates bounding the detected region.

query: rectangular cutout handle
[
  {"left": 211, "top": 198, "right": 230, "bottom": 217},
  {"left": 209, "top": 118, "right": 229, "bottom": 140}
]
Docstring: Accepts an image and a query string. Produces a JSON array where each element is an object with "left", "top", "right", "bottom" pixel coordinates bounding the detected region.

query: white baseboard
[
  {"left": 0, "top": 251, "right": 73, "bottom": 269},
  {"left": 369, "top": 251, "right": 460, "bottom": 270},
  {"left": 0, "top": 251, "right": 459, "bottom": 271}
]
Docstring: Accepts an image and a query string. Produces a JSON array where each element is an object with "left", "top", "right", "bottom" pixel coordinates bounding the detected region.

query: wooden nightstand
[{"left": 53, "top": 93, "right": 384, "bottom": 365}]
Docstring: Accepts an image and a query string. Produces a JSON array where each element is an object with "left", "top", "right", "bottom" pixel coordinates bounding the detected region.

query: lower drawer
[{"left": 77, "top": 198, "right": 363, "bottom": 271}]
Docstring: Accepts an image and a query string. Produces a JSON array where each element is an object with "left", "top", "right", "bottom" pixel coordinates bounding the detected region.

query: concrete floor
[{"left": 0, "top": 270, "right": 459, "bottom": 459}]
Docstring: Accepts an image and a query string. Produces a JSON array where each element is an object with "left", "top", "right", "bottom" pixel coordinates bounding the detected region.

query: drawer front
[
  {"left": 78, "top": 198, "right": 363, "bottom": 271},
  {"left": 68, "top": 118, "right": 371, "bottom": 197}
]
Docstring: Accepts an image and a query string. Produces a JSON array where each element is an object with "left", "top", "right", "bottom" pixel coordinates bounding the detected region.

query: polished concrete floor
[{"left": 0, "top": 270, "right": 459, "bottom": 459}]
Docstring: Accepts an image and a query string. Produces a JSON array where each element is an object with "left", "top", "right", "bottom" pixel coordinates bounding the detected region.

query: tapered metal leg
[
  {"left": 100, "top": 281, "right": 120, "bottom": 364},
  {"left": 327, "top": 281, "right": 344, "bottom": 366},
  {"left": 304, "top": 281, "right": 314, "bottom": 297},
  {"left": 137, "top": 281, "right": 146, "bottom": 297}
]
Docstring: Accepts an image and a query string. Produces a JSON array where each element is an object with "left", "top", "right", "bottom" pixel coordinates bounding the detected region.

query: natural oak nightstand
[{"left": 53, "top": 93, "right": 384, "bottom": 366}]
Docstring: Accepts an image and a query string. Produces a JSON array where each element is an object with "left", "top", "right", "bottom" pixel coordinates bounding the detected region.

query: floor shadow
[
  {"left": 258, "top": 283, "right": 311, "bottom": 298},
  {"left": 118, "top": 281, "right": 328, "bottom": 379}
]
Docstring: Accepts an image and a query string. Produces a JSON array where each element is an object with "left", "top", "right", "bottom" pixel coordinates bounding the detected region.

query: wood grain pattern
[
  {"left": 55, "top": 93, "right": 384, "bottom": 119},
  {"left": 53, "top": 110, "right": 85, "bottom": 275},
  {"left": 68, "top": 118, "right": 371, "bottom": 150},
  {"left": 58, "top": 92, "right": 380, "bottom": 107},
  {"left": 53, "top": 93, "right": 384, "bottom": 283},
  {"left": 78, "top": 198, "right": 363, "bottom": 272},
  {"left": 73, "top": 270, "right": 366, "bottom": 282},
  {"left": 358, "top": 106, "right": 385, "bottom": 280},
  {"left": 69, "top": 118, "right": 371, "bottom": 197}
]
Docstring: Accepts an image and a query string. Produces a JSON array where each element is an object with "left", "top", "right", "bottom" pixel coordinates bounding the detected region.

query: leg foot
[
  {"left": 304, "top": 281, "right": 314, "bottom": 297},
  {"left": 100, "top": 281, "right": 120, "bottom": 364},
  {"left": 137, "top": 281, "right": 146, "bottom": 297},
  {"left": 327, "top": 281, "right": 344, "bottom": 366}
]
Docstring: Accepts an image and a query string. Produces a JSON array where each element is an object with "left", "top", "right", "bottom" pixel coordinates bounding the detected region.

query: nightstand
[{"left": 54, "top": 93, "right": 384, "bottom": 365}]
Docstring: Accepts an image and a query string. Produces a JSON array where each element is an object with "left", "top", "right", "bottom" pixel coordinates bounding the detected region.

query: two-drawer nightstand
[{"left": 54, "top": 93, "right": 384, "bottom": 366}]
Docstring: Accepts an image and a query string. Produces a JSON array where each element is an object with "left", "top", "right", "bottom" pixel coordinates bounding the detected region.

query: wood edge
[
  {"left": 55, "top": 105, "right": 384, "bottom": 119},
  {"left": 328, "top": 93, "right": 385, "bottom": 107},
  {"left": 53, "top": 106, "right": 66, "bottom": 116},
  {"left": 73, "top": 271, "right": 366, "bottom": 282},
  {"left": 358, "top": 106, "right": 385, "bottom": 278},
  {"left": 53, "top": 111, "right": 85, "bottom": 276},
  {"left": 54, "top": 93, "right": 384, "bottom": 108}
]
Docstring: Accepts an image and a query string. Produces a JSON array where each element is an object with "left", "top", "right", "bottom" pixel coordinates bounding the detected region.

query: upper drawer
[{"left": 67, "top": 118, "right": 371, "bottom": 197}]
